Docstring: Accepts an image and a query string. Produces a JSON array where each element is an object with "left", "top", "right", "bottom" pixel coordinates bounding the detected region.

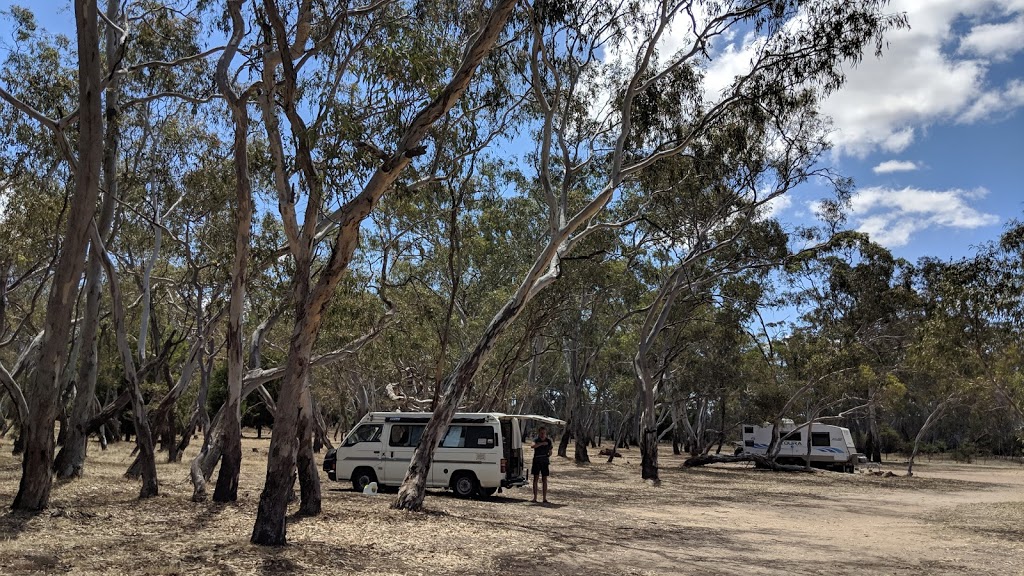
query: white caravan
[
  {"left": 325, "top": 412, "right": 563, "bottom": 497},
  {"left": 739, "top": 419, "right": 860, "bottom": 472}
]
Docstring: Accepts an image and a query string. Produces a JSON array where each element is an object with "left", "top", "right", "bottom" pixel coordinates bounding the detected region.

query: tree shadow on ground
[{"left": 0, "top": 510, "right": 34, "bottom": 540}]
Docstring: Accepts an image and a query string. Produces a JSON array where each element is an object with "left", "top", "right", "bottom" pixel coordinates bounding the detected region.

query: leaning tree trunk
[
  {"left": 93, "top": 227, "right": 158, "bottom": 498},
  {"left": 124, "top": 342, "right": 202, "bottom": 473},
  {"left": 189, "top": 409, "right": 224, "bottom": 502},
  {"left": 178, "top": 337, "right": 214, "bottom": 460},
  {"left": 907, "top": 397, "right": 954, "bottom": 477},
  {"left": 12, "top": 0, "right": 104, "bottom": 512},
  {"left": 391, "top": 257, "right": 551, "bottom": 512}
]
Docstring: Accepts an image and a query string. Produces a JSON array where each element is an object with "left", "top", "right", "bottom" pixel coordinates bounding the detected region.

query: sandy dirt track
[{"left": 1, "top": 434, "right": 1022, "bottom": 575}]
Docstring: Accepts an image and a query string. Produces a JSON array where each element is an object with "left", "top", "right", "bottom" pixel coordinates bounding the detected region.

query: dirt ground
[{"left": 1, "top": 434, "right": 1023, "bottom": 575}]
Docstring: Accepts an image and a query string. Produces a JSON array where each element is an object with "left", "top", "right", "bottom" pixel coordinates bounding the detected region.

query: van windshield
[{"left": 344, "top": 424, "right": 382, "bottom": 446}]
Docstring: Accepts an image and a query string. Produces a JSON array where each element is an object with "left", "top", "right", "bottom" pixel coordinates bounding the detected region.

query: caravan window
[
  {"left": 344, "top": 424, "right": 382, "bottom": 446},
  {"left": 439, "top": 425, "right": 495, "bottom": 448},
  {"left": 743, "top": 426, "right": 754, "bottom": 434},
  {"left": 811, "top": 432, "right": 832, "bottom": 446},
  {"left": 389, "top": 424, "right": 425, "bottom": 447},
  {"left": 780, "top": 431, "right": 802, "bottom": 442}
]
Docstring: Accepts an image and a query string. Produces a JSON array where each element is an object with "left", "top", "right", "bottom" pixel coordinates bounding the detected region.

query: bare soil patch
[{"left": 1, "top": 436, "right": 1022, "bottom": 575}]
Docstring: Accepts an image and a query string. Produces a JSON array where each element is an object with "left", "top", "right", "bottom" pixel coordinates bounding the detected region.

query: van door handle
[{"left": 373, "top": 451, "right": 380, "bottom": 454}]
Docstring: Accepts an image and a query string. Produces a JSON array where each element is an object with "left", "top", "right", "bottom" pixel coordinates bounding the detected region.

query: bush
[{"left": 951, "top": 441, "right": 979, "bottom": 463}]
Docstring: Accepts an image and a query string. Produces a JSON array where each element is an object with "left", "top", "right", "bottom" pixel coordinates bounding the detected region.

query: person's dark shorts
[{"left": 531, "top": 458, "right": 550, "bottom": 478}]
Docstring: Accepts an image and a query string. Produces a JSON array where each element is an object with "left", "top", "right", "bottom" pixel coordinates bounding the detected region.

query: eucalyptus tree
[
  {"left": 43, "top": 0, "right": 222, "bottom": 483},
  {"left": 393, "top": 0, "right": 907, "bottom": 508},
  {"left": 232, "top": 0, "right": 521, "bottom": 545},
  {"left": 626, "top": 177, "right": 795, "bottom": 480},
  {"left": 937, "top": 221, "right": 1024, "bottom": 423},
  {"left": 0, "top": 0, "right": 105, "bottom": 511},
  {"left": 787, "top": 235, "right": 919, "bottom": 461},
  {"left": 661, "top": 281, "right": 760, "bottom": 457},
  {"left": 901, "top": 268, "right": 978, "bottom": 476},
  {"left": 537, "top": 241, "right": 642, "bottom": 462},
  {"left": 51, "top": 0, "right": 124, "bottom": 480}
]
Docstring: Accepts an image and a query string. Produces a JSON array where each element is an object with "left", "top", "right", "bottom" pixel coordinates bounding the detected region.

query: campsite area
[{"left": 2, "top": 435, "right": 1022, "bottom": 575}]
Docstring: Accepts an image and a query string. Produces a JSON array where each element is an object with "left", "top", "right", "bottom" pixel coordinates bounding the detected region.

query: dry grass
[{"left": 2, "top": 434, "right": 1024, "bottom": 575}]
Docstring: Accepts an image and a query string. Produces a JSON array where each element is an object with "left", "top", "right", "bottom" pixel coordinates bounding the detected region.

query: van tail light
[{"left": 500, "top": 458, "right": 507, "bottom": 473}]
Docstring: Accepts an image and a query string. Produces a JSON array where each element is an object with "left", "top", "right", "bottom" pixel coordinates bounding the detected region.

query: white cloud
[
  {"left": 818, "top": 0, "right": 1024, "bottom": 156},
  {"left": 959, "top": 16, "right": 1024, "bottom": 60},
  {"left": 760, "top": 194, "right": 793, "bottom": 220},
  {"left": 872, "top": 160, "right": 919, "bottom": 174},
  {"left": 957, "top": 79, "right": 1024, "bottom": 123},
  {"left": 599, "top": 1, "right": 1024, "bottom": 158},
  {"left": 848, "top": 186, "right": 1000, "bottom": 247}
]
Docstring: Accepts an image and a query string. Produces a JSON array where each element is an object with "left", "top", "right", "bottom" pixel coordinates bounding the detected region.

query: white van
[
  {"left": 325, "top": 412, "right": 562, "bottom": 497},
  {"left": 739, "top": 419, "right": 861, "bottom": 472}
]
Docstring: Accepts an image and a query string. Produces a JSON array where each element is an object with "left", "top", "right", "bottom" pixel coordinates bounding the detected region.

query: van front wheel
[
  {"left": 451, "top": 473, "right": 479, "bottom": 498},
  {"left": 352, "top": 467, "right": 378, "bottom": 492}
]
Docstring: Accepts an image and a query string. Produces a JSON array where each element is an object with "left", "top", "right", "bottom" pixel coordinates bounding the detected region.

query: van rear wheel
[
  {"left": 451, "top": 473, "right": 479, "bottom": 498},
  {"left": 352, "top": 467, "right": 377, "bottom": 492}
]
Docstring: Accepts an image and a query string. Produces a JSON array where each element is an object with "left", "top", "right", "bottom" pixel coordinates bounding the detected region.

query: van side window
[
  {"left": 464, "top": 426, "right": 495, "bottom": 448},
  {"left": 441, "top": 426, "right": 466, "bottom": 447},
  {"left": 344, "top": 424, "right": 382, "bottom": 446},
  {"left": 811, "top": 432, "right": 832, "bottom": 446},
  {"left": 389, "top": 424, "right": 425, "bottom": 447},
  {"left": 439, "top": 425, "right": 495, "bottom": 448}
]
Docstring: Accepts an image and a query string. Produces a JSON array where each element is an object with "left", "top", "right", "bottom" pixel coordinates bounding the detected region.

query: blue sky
[
  {"left": 4, "top": 0, "right": 1022, "bottom": 267},
  {"left": 774, "top": 0, "right": 1024, "bottom": 263}
]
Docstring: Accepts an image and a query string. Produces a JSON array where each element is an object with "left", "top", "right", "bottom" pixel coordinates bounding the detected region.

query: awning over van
[{"left": 499, "top": 414, "right": 566, "bottom": 426}]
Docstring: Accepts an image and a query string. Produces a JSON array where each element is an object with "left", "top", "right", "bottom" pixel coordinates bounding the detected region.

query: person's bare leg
[
  {"left": 542, "top": 476, "right": 548, "bottom": 503},
  {"left": 532, "top": 474, "right": 538, "bottom": 502}
]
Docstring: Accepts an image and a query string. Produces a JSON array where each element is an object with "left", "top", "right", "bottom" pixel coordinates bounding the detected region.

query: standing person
[{"left": 531, "top": 426, "right": 553, "bottom": 503}]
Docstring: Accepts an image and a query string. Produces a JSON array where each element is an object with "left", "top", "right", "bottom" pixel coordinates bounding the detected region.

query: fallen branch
[{"left": 682, "top": 453, "right": 816, "bottom": 473}]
